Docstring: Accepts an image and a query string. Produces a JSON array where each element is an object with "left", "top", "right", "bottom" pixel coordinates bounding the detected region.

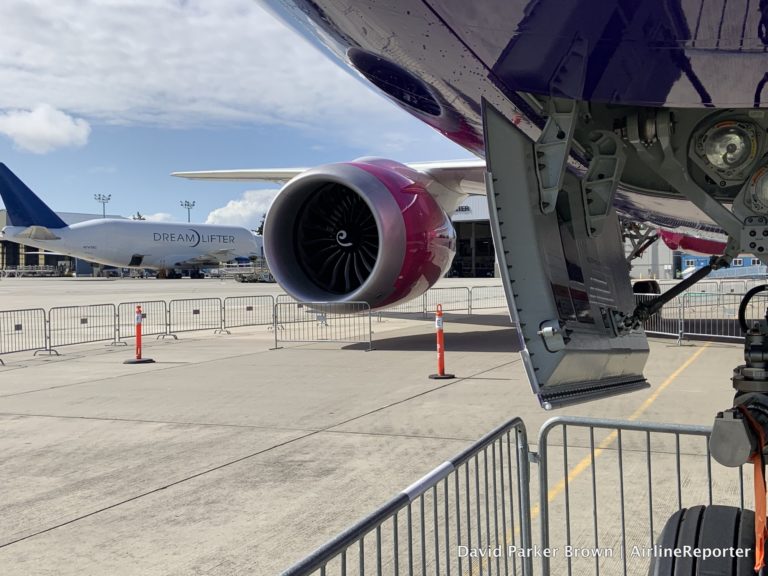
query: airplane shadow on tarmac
[{"left": 345, "top": 314, "right": 522, "bottom": 353}]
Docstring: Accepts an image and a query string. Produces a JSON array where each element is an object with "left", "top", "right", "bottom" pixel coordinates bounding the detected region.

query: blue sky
[{"left": 0, "top": 0, "right": 467, "bottom": 227}]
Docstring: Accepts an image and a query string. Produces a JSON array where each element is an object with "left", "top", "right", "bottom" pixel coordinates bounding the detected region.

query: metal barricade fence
[
  {"left": 424, "top": 287, "right": 471, "bottom": 314},
  {"left": 117, "top": 301, "right": 168, "bottom": 339},
  {"left": 538, "top": 417, "right": 750, "bottom": 576},
  {"left": 48, "top": 304, "right": 117, "bottom": 348},
  {"left": 656, "top": 281, "right": 678, "bottom": 294},
  {"left": 281, "top": 417, "right": 532, "bottom": 576},
  {"left": 0, "top": 308, "right": 47, "bottom": 360},
  {"left": 223, "top": 295, "right": 274, "bottom": 328},
  {"left": 168, "top": 298, "right": 223, "bottom": 334},
  {"left": 720, "top": 280, "right": 747, "bottom": 294},
  {"left": 381, "top": 286, "right": 507, "bottom": 318},
  {"left": 284, "top": 416, "right": 753, "bottom": 576},
  {"left": 746, "top": 278, "right": 768, "bottom": 292},
  {"left": 383, "top": 294, "right": 427, "bottom": 315},
  {"left": 695, "top": 281, "right": 719, "bottom": 294},
  {"left": 273, "top": 301, "right": 373, "bottom": 351},
  {"left": 5, "top": 283, "right": 768, "bottom": 356},
  {"left": 653, "top": 280, "right": 765, "bottom": 295},
  {"left": 635, "top": 291, "right": 768, "bottom": 343},
  {"left": 276, "top": 293, "right": 296, "bottom": 305},
  {"left": 279, "top": 286, "right": 508, "bottom": 319},
  {"left": 678, "top": 292, "right": 768, "bottom": 342},
  {"left": 470, "top": 285, "right": 507, "bottom": 311}
]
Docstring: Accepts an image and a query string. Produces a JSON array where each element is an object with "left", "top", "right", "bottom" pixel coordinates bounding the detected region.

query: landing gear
[
  {"left": 651, "top": 506, "right": 755, "bottom": 576},
  {"left": 653, "top": 287, "right": 768, "bottom": 576},
  {"left": 710, "top": 285, "right": 768, "bottom": 467}
]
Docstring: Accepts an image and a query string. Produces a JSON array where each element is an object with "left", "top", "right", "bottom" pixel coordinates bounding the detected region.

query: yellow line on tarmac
[
  {"left": 465, "top": 342, "right": 711, "bottom": 575},
  {"left": 541, "top": 342, "right": 712, "bottom": 504}
]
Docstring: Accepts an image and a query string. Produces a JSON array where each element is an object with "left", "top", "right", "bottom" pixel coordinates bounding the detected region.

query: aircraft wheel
[{"left": 650, "top": 505, "right": 754, "bottom": 576}]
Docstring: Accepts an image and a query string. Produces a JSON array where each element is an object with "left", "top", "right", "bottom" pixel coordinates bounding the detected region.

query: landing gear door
[{"left": 483, "top": 100, "right": 649, "bottom": 409}]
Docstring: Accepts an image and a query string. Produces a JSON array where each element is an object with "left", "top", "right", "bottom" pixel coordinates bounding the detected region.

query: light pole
[
  {"left": 94, "top": 194, "right": 111, "bottom": 218},
  {"left": 180, "top": 200, "right": 196, "bottom": 223}
]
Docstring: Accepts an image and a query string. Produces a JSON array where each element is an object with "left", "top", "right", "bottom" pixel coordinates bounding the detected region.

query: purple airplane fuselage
[{"left": 264, "top": 0, "right": 768, "bottom": 250}]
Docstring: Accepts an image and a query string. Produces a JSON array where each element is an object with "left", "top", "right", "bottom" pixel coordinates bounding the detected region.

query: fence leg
[
  {"left": 34, "top": 317, "right": 59, "bottom": 356},
  {"left": 214, "top": 299, "right": 230, "bottom": 335},
  {"left": 538, "top": 432, "right": 552, "bottom": 576},
  {"left": 111, "top": 308, "right": 127, "bottom": 346},
  {"left": 517, "top": 426, "right": 534, "bottom": 576},
  {"left": 158, "top": 307, "right": 178, "bottom": 340},
  {"left": 367, "top": 308, "right": 373, "bottom": 351},
  {"left": 272, "top": 304, "right": 281, "bottom": 350},
  {"left": 468, "top": 287, "right": 473, "bottom": 315},
  {"left": 677, "top": 294, "right": 685, "bottom": 346}
]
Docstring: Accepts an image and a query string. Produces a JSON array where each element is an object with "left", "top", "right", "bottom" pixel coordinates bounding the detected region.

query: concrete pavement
[{"left": 0, "top": 301, "right": 744, "bottom": 575}]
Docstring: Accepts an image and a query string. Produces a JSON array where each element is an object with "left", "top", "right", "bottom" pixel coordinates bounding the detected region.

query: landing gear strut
[
  {"left": 654, "top": 286, "right": 768, "bottom": 576},
  {"left": 710, "top": 285, "right": 768, "bottom": 467}
]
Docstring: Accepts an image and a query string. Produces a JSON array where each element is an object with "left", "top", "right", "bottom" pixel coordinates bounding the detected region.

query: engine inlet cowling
[
  {"left": 263, "top": 159, "right": 456, "bottom": 310},
  {"left": 294, "top": 182, "right": 379, "bottom": 294}
]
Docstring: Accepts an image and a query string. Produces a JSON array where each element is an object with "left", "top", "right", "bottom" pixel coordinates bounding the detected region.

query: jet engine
[{"left": 263, "top": 158, "right": 456, "bottom": 309}]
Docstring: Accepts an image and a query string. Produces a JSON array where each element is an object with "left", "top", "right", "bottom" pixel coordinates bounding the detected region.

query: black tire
[{"left": 650, "top": 505, "right": 754, "bottom": 576}]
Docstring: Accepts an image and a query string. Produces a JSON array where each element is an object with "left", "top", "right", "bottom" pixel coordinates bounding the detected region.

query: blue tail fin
[{"left": 0, "top": 164, "right": 67, "bottom": 228}]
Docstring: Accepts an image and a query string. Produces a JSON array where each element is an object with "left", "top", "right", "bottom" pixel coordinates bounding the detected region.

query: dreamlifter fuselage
[{"left": 0, "top": 163, "right": 260, "bottom": 271}]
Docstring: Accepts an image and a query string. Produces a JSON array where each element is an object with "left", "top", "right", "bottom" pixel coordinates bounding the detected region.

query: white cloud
[
  {"left": 0, "top": 0, "right": 421, "bottom": 149},
  {"left": 0, "top": 104, "right": 90, "bottom": 153},
  {"left": 205, "top": 189, "right": 278, "bottom": 229},
  {"left": 143, "top": 212, "right": 176, "bottom": 222}
]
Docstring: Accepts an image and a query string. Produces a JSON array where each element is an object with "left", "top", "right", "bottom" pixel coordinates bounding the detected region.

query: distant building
[
  {"left": 448, "top": 196, "right": 495, "bottom": 277},
  {"left": 0, "top": 210, "right": 126, "bottom": 273},
  {"left": 680, "top": 254, "right": 761, "bottom": 269},
  {"left": 625, "top": 235, "right": 677, "bottom": 280},
  {"left": 678, "top": 253, "right": 765, "bottom": 278}
]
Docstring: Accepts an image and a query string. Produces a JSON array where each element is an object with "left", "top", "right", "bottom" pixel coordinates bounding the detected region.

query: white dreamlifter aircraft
[{"left": 0, "top": 163, "right": 261, "bottom": 277}]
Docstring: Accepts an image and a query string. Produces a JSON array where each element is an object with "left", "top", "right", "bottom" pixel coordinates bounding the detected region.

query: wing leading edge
[
  {"left": 170, "top": 168, "right": 308, "bottom": 184},
  {"left": 171, "top": 159, "right": 487, "bottom": 196}
]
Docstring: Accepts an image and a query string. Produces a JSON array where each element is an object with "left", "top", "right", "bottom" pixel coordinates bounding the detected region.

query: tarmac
[{"left": 0, "top": 277, "right": 747, "bottom": 575}]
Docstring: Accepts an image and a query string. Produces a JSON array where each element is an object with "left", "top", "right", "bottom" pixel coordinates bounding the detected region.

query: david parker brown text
[{"left": 457, "top": 545, "right": 752, "bottom": 559}]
